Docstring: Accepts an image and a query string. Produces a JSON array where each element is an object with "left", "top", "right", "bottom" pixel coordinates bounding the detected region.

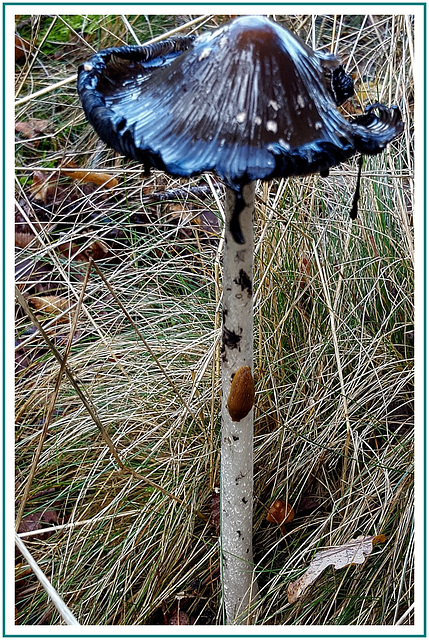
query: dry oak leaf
[
  {"left": 17, "top": 509, "right": 59, "bottom": 538},
  {"left": 57, "top": 238, "right": 109, "bottom": 262},
  {"left": 287, "top": 534, "right": 386, "bottom": 604},
  {"left": 81, "top": 239, "right": 110, "bottom": 260}
]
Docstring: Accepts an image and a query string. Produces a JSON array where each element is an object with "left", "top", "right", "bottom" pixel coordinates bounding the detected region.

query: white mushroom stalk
[{"left": 221, "top": 184, "right": 257, "bottom": 623}]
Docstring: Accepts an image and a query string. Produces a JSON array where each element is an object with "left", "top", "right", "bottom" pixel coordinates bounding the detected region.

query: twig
[
  {"left": 15, "top": 258, "right": 94, "bottom": 531},
  {"left": 15, "top": 533, "right": 80, "bottom": 625}
]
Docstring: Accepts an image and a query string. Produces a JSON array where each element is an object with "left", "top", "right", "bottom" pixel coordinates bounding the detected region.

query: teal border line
[{"left": 7, "top": 4, "right": 425, "bottom": 638}]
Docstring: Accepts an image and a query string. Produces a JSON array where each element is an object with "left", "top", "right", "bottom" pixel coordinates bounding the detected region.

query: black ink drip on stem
[
  {"left": 350, "top": 155, "right": 364, "bottom": 220},
  {"left": 230, "top": 189, "right": 246, "bottom": 244}
]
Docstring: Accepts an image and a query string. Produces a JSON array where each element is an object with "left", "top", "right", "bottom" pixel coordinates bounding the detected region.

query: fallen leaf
[
  {"left": 28, "top": 295, "right": 69, "bottom": 315},
  {"left": 197, "top": 209, "right": 220, "bottom": 238},
  {"left": 297, "top": 495, "right": 319, "bottom": 514},
  {"left": 15, "top": 34, "right": 30, "bottom": 60},
  {"left": 18, "top": 509, "right": 59, "bottom": 536},
  {"left": 82, "top": 239, "right": 110, "bottom": 260},
  {"left": 29, "top": 171, "right": 61, "bottom": 204},
  {"left": 340, "top": 100, "right": 362, "bottom": 116},
  {"left": 140, "top": 184, "right": 215, "bottom": 204},
  {"left": 15, "top": 232, "right": 37, "bottom": 249},
  {"left": 287, "top": 534, "right": 386, "bottom": 604},
  {"left": 298, "top": 254, "right": 311, "bottom": 289},
  {"left": 15, "top": 119, "right": 51, "bottom": 141},
  {"left": 168, "top": 610, "right": 190, "bottom": 625},
  {"left": 17, "top": 513, "right": 40, "bottom": 534},
  {"left": 15, "top": 258, "right": 56, "bottom": 295},
  {"left": 56, "top": 241, "right": 86, "bottom": 262},
  {"left": 57, "top": 238, "right": 110, "bottom": 262},
  {"left": 29, "top": 169, "right": 114, "bottom": 213},
  {"left": 61, "top": 165, "right": 118, "bottom": 189},
  {"left": 48, "top": 329, "right": 82, "bottom": 348}
]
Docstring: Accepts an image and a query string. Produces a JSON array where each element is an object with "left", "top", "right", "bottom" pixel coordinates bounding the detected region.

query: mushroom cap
[
  {"left": 77, "top": 16, "right": 403, "bottom": 191},
  {"left": 266, "top": 499, "right": 295, "bottom": 524}
]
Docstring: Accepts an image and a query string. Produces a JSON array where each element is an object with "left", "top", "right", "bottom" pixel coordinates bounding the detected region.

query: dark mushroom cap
[{"left": 77, "top": 15, "right": 403, "bottom": 192}]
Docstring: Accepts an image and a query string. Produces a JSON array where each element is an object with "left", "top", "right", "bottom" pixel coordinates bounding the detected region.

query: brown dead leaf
[
  {"left": 57, "top": 241, "right": 86, "bottom": 262},
  {"left": 17, "top": 513, "right": 40, "bottom": 534},
  {"left": 61, "top": 165, "right": 118, "bottom": 189},
  {"left": 164, "top": 202, "right": 188, "bottom": 222},
  {"left": 15, "top": 34, "right": 30, "bottom": 60},
  {"left": 297, "top": 495, "right": 319, "bottom": 514},
  {"left": 28, "top": 295, "right": 69, "bottom": 315},
  {"left": 298, "top": 254, "right": 311, "bottom": 289},
  {"left": 168, "top": 611, "right": 190, "bottom": 625},
  {"left": 15, "top": 566, "right": 32, "bottom": 585},
  {"left": 287, "top": 534, "right": 387, "bottom": 604},
  {"left": 15, "top": 119, "right": 51, "bottom": 142},
  {"left": 15, "top": 232, "right": 37, "bottom": 249},
  {"left": 197, "top": 209, "right": 220, "bottom": 238},
  {"left": 57, "top": 238, "right": 110, "bottom": 262},
  {"left": 15, "top": 258, "right": 56, "bottom": 295},
  {"left": 340, "top": 100, "right": 361, "bottom": 116},
  {"left": 83, "top": 239, "right": 110, "bottom": 260},
  {"left": 29, "top": 171, "right": 60, "bottom": 204},
  {"left": 18, "top": 509, "right": 59, "bottom": 537}
]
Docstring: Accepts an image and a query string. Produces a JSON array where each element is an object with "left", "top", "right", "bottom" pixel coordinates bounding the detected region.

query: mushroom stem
[{"left": 221, "top": 183, "right": 258, "bottom": 623}]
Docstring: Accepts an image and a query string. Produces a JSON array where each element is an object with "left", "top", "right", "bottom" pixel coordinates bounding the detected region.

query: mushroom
[
  {"left": 267, "top": 499, "right": 295, "bottom": 536},
  {"left": 77, "top": 15, "right": 403, "bottom": 623}
]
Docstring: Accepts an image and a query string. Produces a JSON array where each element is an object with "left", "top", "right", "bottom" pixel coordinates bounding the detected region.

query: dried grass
[{"left": 14, "top": 13, "right": 414, "bottom": 626}]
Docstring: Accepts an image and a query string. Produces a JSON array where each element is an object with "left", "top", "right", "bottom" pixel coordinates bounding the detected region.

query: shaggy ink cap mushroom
[{"left": 78, "top": 15, "right": 404, "bottom": 241}]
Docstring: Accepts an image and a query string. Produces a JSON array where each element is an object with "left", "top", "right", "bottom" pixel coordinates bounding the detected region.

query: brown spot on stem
[{"left": 227, "top": 366, "right": 255, "bottom": 421}]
